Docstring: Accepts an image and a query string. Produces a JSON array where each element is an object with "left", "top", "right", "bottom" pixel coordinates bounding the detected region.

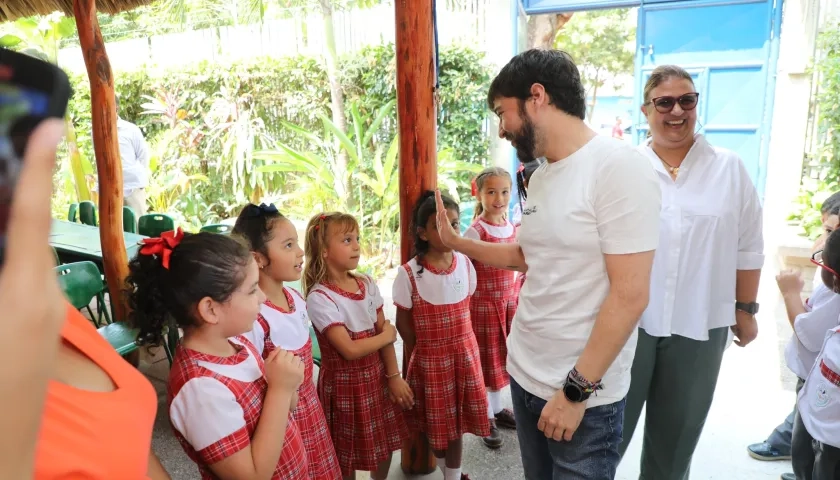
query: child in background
[
  {"left": 303, "top": 212, "right": 412, "bottom": 480},
  {"left": 125, "top": 229, "right": 308, "bottom": 479},
  {"left": 394, "top": 191, "right": 489, "bottom": 480},
  {"left": 512, "top": 159, "right": 543, "bottom": 295},
  {"left": 233, "top": 203, "right": 342, "bottom": 480},
  {"left": 794, "top": 228, "right": 840, "bottom": 479},
  {"left": 464, "top": 166, "right": 518, "bottom": 448}
]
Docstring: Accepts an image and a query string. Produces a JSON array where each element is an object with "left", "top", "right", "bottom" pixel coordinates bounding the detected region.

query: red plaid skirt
[
  {"left": 292, "top": 340, "right": 342, "bottom": 479},
  {"left": 470, "top": 294, "right": 516, "bottom": 390},
  {"left": 316, "top": 327, "right": 409, "bottom": 476}
]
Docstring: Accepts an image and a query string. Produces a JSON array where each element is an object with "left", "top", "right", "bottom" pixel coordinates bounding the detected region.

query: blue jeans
[{"left": 511, "top": 377, "right": 625, "bottom": 480}]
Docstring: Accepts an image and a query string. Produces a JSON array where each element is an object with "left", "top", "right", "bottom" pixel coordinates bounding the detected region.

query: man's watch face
[{"left": 563, "top": 383, "right": 585, "bottom": 403}]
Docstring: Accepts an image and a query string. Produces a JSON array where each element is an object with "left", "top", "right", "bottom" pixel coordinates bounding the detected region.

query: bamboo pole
[
  {"left": 396, "top": 0, "right": 437, "bottom": 473},
  {"left": 73, "top": 0, "right": 128, "bottom": 323}
]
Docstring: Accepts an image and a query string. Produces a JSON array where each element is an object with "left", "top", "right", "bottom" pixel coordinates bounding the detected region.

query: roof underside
[{"left": 0, "top": 0, "right": 152, "bottom": 21}]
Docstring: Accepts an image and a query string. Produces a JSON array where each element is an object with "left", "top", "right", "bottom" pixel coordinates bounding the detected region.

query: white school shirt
[
  {"left": 798, "top": 326, "right": 840, "bottom": 448},
  {"left": 306, "top": 275, "right": 384, "bottom": 334},
  {"left": 392, "top": 253, "right": 477, "bottom": 309},
  {"left": 242, "top": 288, "right": 310, "bottom": 358},
  {"left": 508, "top": 135, "right": 661, "bottom": 406},
  {"left": 785, "top": 283, "right": 840, "bottom": 379},
  {"left": 169, "top": 336, "right": 263, "bottom": 452},
  {"left": 638, "top": 135, "right": 764, "bottom": 341},
  {"left": 463, "top": 219, "right": 515, "bottom": 242}
]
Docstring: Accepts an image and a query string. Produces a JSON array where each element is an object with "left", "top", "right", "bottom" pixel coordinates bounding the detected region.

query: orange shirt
[{"left": 34, "top": 305, "right": 158, "bottom": 479}]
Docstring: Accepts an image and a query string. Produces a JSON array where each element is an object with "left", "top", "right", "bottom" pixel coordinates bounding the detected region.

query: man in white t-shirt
[{"left": 435, "top": 49, "right": 661, "bottom": 479}]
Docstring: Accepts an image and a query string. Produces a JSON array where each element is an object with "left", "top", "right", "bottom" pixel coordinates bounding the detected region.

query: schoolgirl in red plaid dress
[
  {"left": 464, "top": 167, "right": 518, "bottom": 448},
  {"left": 394, "top": 191, "right": 488, "bottom": 480},
  {"left": 124, "top": 228, "right": 308, "bottom": 479},
  {"left": 302, "top": 212, "right": 412, "bottom": 480},
  {"left": 235, "top": 203, "right": 342, "bottom": 479}
]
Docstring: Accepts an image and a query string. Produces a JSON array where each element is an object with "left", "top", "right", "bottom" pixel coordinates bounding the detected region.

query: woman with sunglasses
[{"left": 617, "top": 64, "right": 765, "bottom": 479}]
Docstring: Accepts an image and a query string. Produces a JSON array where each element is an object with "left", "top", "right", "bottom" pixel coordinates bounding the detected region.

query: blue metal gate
[{"left": 516, "top": 0, "right": 783, "bottom": 198}]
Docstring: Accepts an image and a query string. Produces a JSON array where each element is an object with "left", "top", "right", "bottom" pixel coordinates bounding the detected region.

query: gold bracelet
[{"left": 385, "top": 372, "right": 401, "bottom": 379}]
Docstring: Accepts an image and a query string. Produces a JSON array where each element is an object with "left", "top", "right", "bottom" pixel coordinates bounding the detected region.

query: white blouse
[
  {"left": 639, "top": 135, "right": 765, "bottom": 341},
  {"left": 784, "top": 283, "right": 840, "bottom": 379}
]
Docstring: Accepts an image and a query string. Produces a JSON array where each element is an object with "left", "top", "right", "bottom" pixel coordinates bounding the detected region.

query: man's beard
[{"left": 512, "top": 116, "right": 538, "bottom": 164}]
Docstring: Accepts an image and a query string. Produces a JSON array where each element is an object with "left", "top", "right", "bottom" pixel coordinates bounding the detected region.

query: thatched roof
[{"left": 0, "top": 0, "right": 153, "bottom": 21}]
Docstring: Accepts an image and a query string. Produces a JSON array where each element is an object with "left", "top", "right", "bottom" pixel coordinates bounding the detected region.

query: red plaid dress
[
  {"left": 307, "top": 277, "right": 409, "bottom": 476},
  {"left": 396, "top": 254, "right": 490, "bottom": 450},
  {"left": 467, "top": 219, "right": 518, "bottom": 390},
  {"left": 246, "top": 288, "right": 342, "bottom": 480},
  {"left": 167, "top": 336, "right": 309, "bottom": 479}
]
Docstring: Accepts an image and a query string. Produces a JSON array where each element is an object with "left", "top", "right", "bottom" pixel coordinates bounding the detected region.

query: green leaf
[
  {"left": 0, "top": 34, "right": 22, "bottom": 48},
  {"left": 55, "top": 16, "right": 77, "bottom": 39}
]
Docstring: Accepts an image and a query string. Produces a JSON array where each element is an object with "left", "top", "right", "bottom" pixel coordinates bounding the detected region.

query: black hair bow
[{"left": 244, "top": 203, "right": 278, "bottom": 217}]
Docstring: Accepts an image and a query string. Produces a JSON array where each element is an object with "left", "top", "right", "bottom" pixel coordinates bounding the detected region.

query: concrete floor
[{"left": 143, "top": 252, "right": 803, "bottom": 480}]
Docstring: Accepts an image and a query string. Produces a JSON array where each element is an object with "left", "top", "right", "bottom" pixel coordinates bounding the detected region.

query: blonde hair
[
  {"left": 473, "top": 166, "right": 513, "bottom": 221},
  {"left": 302, "top": 211, "right": 360, "bottom": 296}
]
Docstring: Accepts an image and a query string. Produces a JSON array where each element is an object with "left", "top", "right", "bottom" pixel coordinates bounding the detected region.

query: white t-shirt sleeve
[
  {"left": 463, "top": 226, "right": 480, "bottom": 241},
  {"left": 794, "top": 294, "right": 840, "bottom": 353},
  {"left": 306, "top": 291, "right": 344, "bottom": 332},
  {"left": 169, "top": 377, "right": 249, "bottom": 464},
  {"left": 468, "top": 258, "right": 477, "bottom": 295},
  {"left": 594, "top": 148, "right": 661, "bottom": 254},
  {"left": 735, "top": 157, "right": 765, "bottom": 270},
  {"left": 392, "top": 267, "right": 413, "bottom": 310}
]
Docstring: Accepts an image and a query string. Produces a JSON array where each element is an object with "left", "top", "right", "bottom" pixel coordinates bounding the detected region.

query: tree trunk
[
  {"left": 319, "top": 0, "right": 351, "bottom": 207},
  {"left": 73, "top": 0, "right": 128, "bottom": 323},
  {"left": 395, "top": 0, "right": 438, "bottom": 473},
  {"left": 527, "top": 13, "right": 574, "bottom": 49}
]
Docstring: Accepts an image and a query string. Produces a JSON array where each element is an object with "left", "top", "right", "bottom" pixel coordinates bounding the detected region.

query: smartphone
[{"left": 0, "top": 48, "right": 71, "bottom": 260}]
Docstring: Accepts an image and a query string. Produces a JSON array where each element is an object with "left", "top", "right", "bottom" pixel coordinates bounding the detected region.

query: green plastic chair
[
  {"left": 310, "top": 325, "right": 321, "bottom": 367},
  {"left": 138, "top": 213, "right": 175, "bottom": 238},
  {"left": 200, "top": 224, "right": 233, "bottom": 234},
  {"left": 67, "top": 203, "right": 78, "bottom": 223},
  {"left": 123, "top": 206, "right": 137, "bottom": 234},
  {"left": 55, "top": 261, "right": 111, "bottom": 327},
  {"left": 98, "top": 322, "right": 138, "bottom": 356},
  {"left": 78, "top": 201, "right": 97, "bottom": 226}
]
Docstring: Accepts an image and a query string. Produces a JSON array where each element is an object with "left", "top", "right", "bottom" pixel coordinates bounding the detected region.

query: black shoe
[
  {"left": 747, "top": 441, "right": 791, "bottom": 461},
  {"left": 780, "top": 473, "right": 795, "bottom": 480},
  {"left": 495, "top": 408, "right": 517, "bottom": 429},
  {"left": 482, "top": 419, "right": 503, "bottom": 449}
]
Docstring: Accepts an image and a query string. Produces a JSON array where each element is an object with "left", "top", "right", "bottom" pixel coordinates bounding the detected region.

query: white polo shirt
[{"left": 508, "top": 135, "right": 661, "bottom": 406}]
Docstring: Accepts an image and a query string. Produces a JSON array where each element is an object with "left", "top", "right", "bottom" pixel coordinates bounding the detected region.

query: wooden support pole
[
  {"left": 73, "top": 0, "right": 128, "bottom": 322},
  {"left": 396, "top": 0, "right": 437, "bottom": 474}
]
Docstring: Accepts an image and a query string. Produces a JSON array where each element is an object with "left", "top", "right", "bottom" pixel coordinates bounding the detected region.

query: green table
[{"left": 50, "top": 220, "right": 146, "bottom": 267}]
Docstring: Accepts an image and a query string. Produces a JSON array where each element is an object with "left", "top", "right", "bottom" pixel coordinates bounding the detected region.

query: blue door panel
[
  {"left": 704, "top": 131, "right": 761, "bottom": 179},
  {"left": 705, "top": 67, "right": 765, "bottom": 126}
]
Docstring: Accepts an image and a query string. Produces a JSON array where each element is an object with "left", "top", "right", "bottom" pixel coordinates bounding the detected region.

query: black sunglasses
[{"left": 647, "top": 92, "right": 700, "bottom": 114}]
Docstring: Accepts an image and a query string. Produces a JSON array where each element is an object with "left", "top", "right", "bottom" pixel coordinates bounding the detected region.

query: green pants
[{"left": 618, "top": 327, "right": 730, "bottom": 480}]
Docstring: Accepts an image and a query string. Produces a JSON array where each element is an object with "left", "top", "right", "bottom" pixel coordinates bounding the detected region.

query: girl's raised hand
[
  {"left": 264, "top": 349, "right": 304, "bottom": 395},
  {"left": 434, "top": 189, "right": 460, "bottom": 249}
]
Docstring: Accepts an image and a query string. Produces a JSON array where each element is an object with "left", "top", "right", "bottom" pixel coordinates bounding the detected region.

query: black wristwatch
[
  {"left": 736, "top": 301, "right": 759, "bottom": 315},
  {"left": 562, "top": 368, "right": 603, "bottom": 403}
]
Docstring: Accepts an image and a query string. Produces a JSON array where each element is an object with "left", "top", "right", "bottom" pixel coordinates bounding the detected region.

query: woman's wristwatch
[
  {"left": 562, "top": 368, "right": 604, "bottom": 403},
  {"left": 735, "top": 301, "right": 759, "bottom": 315}
]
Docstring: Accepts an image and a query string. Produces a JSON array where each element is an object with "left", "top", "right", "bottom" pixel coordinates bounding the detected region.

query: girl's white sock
[
  {"left": 437, "top": 457, "right": 446, "bottom": 473},
  {"left": 486, "top": 391, "right": 495, "bottom": 418},
  {"left": 488, "top": 390, "right": 503, "bottom": 415},
  {"left": 445, "top": 467, "right": 462, "bottom": 480}
]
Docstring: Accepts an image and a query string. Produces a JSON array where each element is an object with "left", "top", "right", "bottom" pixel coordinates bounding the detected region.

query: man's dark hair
[
  {"left": 823, "top": 191, "right": 840, "bottom": 214},
  {"left": 487, "top": 49, "right": 586, "bottom": 120}
]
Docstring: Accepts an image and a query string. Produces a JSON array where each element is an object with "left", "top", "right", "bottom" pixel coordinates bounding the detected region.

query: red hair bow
[
  {"left": 470, "top": 177, "right": 478, "bottom": 197},
  {"left": 139, "top": 228, "right": 184, "bottom": 269}
]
